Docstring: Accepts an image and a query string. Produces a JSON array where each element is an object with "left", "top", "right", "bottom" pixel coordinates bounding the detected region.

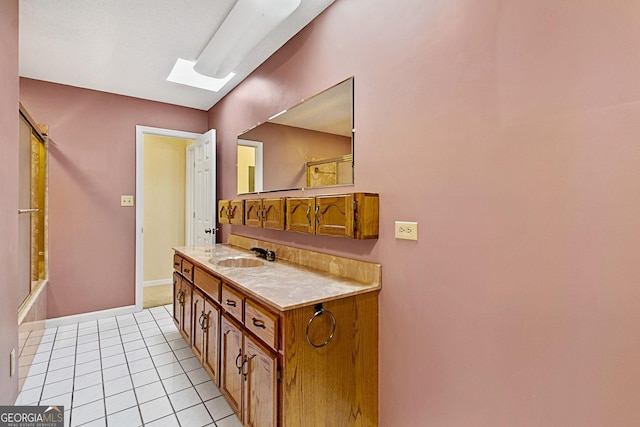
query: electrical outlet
[
  {"left": 120, "top": 195, "right": 134, "bottom": 207},
  {"left": 395, "top": 221, "right": 418, "bottom": 240},
  {"left": 9, "top": 348, "right": 15, "bottom": 377}
]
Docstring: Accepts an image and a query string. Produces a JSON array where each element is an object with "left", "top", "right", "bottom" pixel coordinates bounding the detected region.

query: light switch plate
[
  {"left": 121, "top": 195, "right": 134, "bottom": 207},
  {"left": 395, "top": 221, "right": 418, "bottom": 240}
]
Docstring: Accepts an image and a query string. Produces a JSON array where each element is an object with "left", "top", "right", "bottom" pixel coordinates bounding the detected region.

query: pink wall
[
  {"left": 209, "top": 1, "right": 640, "bottom": 425},
  {"left": 0, "top": 0, "right": 20, "bottom": 405},
  {"left": 20, "top": 78, "right": 208, "bottom": 318}
]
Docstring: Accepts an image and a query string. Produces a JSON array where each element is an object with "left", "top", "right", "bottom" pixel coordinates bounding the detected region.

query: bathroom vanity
[{"left": 172, "top": 234, "right": 380, "bottom": 427}]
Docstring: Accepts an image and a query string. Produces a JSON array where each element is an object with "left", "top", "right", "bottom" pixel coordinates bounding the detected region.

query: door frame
[{"left": 135, "top": 126, "right": 200, "bottom": 311}]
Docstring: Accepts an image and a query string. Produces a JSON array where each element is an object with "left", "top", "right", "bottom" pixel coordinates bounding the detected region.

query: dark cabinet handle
[
  {"left": 183, "top": 268, "right": 190, "bottom": 274},
  {"left": 252, "top": 318, "right": 266, "bottom": 329},
  {"left": 174, "top": 262, "right": 180, "bottom": 268},
  {"left": 226, "top": 299, "right": 237, "bottom": 307},
  {"left": 235, "top": 348, "right": 243, "bottom": 373}
]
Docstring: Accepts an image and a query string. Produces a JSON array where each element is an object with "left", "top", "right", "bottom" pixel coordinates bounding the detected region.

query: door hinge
[{"left": 277, "top": 367, "right": 282, "bottom": 382}]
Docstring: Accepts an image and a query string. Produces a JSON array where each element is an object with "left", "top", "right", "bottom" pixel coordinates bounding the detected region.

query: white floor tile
[
  {"left": 216, "top": 414, "right": 243, "bottom": 427},
  {"left": 26, "top": 361, "right": 48, "bottom": 376},
  {"left": 161, "top": 373, "right": 192, "bottom": 394},
  {"left": 131, "top": 368, "right": 160, "bottom": 388},
  {"left": 45, "top": 366, "right": 74, "bottom": 385},
  {"left": 31, "top": 351, "right": 53, "bottom": 365},
  {"left": 128, "top": 357, "right": 155, "bottom": 374},
  {"left": 36, "top": 341, "right": 54, "bottom": 353},
  {"left": 70, "top": 399, "right": 105, "bottom": 426},
  {"left": 123, "top": 339, "right": 146, "bottom": 352},
  {"left": 143, "top": 335, "right": 167, "bottom": 346},
  {"left": 104, "top": 375, "right": 133, "bottom": 397},
  {"left": 176, "top": 403, "right": 213, "bottom": 426},
  {"left": 180, "top": 356, "right": 203, "bottom": 372},
  {"left": 73, "top": 370, "right": 102, "bottom": 390},
  {"left": 168, "top": 386, "right": 201, "bottom": 411},
  {"left": 74, "top": 359, "right": 101, "bottom": 377},
  {"left": 139, "top": 396, "right": 174, "bottom": 424},
  {"left": 167, "top": 338, "right": 188, "bottom": 351},
  {"left": 105, "top": 389, "right": 137, "bottom": 415},
  {"left": 99, "top": 336, "right": 122, "bottom": 348},
  {"left": 174, "top": 347, "right": 196, "bottom": 361},
  {"left": 119, "top": 325, "right": 139, "bottom": 335},
  {"left": 39, "top": 391, "right": 71, "bottom": 409},
  {"left": 75, "top": 350, "right": 100, "bottom": 365},
  {"left": 15, "top": 386, "right": 41, "bottom": 405},
  {"left": 152, "top": 352, "right": 177, "bottom": 367},
  {"left": 51, "top": 346, "right": 76, "bottom": 360},
  {"left": 121, "top": 331, "right": 143, "bottom": 343},
  {"left": 156, "top": 362, "right": 184, "bottom": 380},
  {"left": 141, "top": 327, "right": 163, "bottom": 338},
  {"left": 48, "top": 355, "right": 75, "bottom": 371},
  {"left": 100, "top": 344, "right": 124, "bottom": 358},
  {"left": 22, "top": 372, "right": 46, "bottom": 390},
  {"left": 78, "top": 327, "right": 99, "bottom": 337},
  {"left": 205, "top": 396, "right": 235, "bottom": 421},
  {"left": 57, "top": 324, "right": 78, "bottom": 333},
  {"left": 76, "top": 340, "right": 100, "bottom": 354},
  {"left": 186, "top": 367, "right": 211, "bottom": 385},
  {"left": 20, "top": 344, "right": 40, "bottom": 357},
  {"left": 78, "top": 417, "right": 106, "bottom": 427},
  {"left": 125, "top": 348, "right": 150, "bottom": 363},
  {"left": 53, "top": 337, "right": 77, "bottom": 349},
  {"left": 78, "top": 320, "right": 97, "bottom": 329},
  {"left": 134, "top": 380, "right": 166, "bottom": 404},
  {"left": 102, "top": 363, "right": 130, "bottom": 382},
  {"left": 77, "top": 333, "right": 99, "bottom": 345},
  {"left": 72, "top": 383, "right": 104, "bottom": 408},
  {"left": 138, "top": 321, "right": 159, "bottom": 331},
  {"left": 195, "top": 381, "right": 221, "bottom": 401},
  {"left": 41, "top": 378, "right": 73, "bottom": 400},
  {"left": 106, "top": 406, "right": 142, "bottom": 427},
  {"left": 101, "top": 353, "right": 126, "bottom": 369},
  {"left": 144, "top": 414, "right": 180, "bottom": 427},
  {"left": 148, "top": 342, "right": 172, "bottom": 356},
  {"left": 56, "top": 330, "right": 78, "bottom": 341}
]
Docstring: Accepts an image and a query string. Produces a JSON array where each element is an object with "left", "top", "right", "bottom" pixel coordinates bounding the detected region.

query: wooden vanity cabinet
[
  {"left": 173, "top": 273, "right": 192, "bottom": 342},
  {"left": 245, "top": 198, "right": 285, "bottom": 230},
  {"left": 192, "top": 287, "right": 221, "bottom": 386},
  {"left": 220, "top": 299, "right": 279, "bottom": 427},
  {"left": 285, "top": 193, "right": 379, "bottom": 239},
  {"left": 219, "top": 199, "right": 244, "bottom": 225}
]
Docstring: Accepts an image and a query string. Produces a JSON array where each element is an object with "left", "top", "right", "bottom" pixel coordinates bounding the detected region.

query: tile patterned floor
[{"left": 15, "top": 304, "right": 243, "bottom": 427}]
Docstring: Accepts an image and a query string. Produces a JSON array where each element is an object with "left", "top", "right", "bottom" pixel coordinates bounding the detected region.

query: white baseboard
[
  {"left": 44, "top": 305, "right": 138, "bottom": 329},
  {"left": 143, "top": 278, "right": 173, "bottom": 288}
]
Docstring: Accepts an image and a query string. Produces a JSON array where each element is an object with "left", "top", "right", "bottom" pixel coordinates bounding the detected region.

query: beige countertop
[{"left": 174, "top": 244, "right": 381, "bottom": 312}]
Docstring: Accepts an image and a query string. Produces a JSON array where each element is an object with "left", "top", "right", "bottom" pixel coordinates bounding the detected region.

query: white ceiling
[{"left": 19, "top": 0, "right": 334, "bottom": 111}]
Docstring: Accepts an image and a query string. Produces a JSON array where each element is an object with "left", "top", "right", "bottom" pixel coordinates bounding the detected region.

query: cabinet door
[
  {"left": 218, "top": 200, "right": 230, "bottom": 224},
  {"left": 243, "top": 335, "right": 278, "bottom": 427},
  {"left": 180, "top": 281, "right": 193, "bottom": 343},
  {"left": 203, "top": 298, "right": 221, "bottom": 386},
  {"left": 245, "top": 199, "right": 263, "bottom": 228},
  {"left": 172, "top": 272, "right": 182, "bottom": 327},
  {"left": 285, "top": 197, "right": 315, "bottom": 234},
  {"left": 192, "top": 288, "right": 206, "bottom": 360},
  {"left": 315, "top": 194, "right": 354, "bottom": 238},
  {"left": 262, "top": 198, "right": 285, "bottom": 230},
  {"left": 229, "top": 200, "right": 245, "bottom": 225},
  {"left": 221, "top": 315, "right": 244, "bottom": 417}
]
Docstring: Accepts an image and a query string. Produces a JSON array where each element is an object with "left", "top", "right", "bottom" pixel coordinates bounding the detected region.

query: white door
[{"left": 192, "top": 130, "right": 216, "bottom": 246}]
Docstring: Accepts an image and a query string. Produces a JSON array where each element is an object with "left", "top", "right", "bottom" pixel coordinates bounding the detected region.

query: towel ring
[{"left": 305, "top": 304, "right": 336, "bottom": 348}]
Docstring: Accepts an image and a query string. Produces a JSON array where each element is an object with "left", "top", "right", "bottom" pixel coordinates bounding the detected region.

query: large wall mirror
[{"left": 237, "top": 77, "right": 354, "bottom": 194}]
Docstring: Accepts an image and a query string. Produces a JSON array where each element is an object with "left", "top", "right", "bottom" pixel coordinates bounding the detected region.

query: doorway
[{"left": 135, "top": 126, "right": 199, "bottom": 310}]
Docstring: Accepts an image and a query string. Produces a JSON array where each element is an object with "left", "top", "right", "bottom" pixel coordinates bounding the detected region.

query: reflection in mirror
[{"left": 237, "top": 77, "right": 353, "bottom": 194}]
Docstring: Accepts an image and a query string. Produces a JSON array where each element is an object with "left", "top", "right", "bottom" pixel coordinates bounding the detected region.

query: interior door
[{"left": 192, "top": 130, "right": 216, "bottom": 245}]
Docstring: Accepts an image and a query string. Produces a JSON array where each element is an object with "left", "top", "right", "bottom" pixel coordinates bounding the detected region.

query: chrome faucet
[{"left": 250, "top": 247, "right": 276, "bottom": 262}]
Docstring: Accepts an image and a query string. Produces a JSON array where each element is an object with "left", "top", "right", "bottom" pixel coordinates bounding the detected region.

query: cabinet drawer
[
  {"left": 221, "top": 284, "right": 243, "bottom": 322},
  {"left": 181, "top": 260, "right": 194, "bottom": 282},
  {"left": 194, "top": 267, "right": 221, "bottom": 301},
  {"left": 173, "top": 254, "right": 182, "bottom": 272},
  {"left": 245, "top": 299, "right": 279, "bottom": 350}
]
